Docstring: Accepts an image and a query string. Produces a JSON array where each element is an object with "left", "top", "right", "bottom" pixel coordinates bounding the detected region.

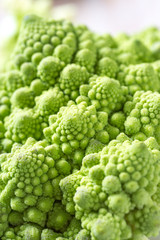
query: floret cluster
[{"left": 1, "top": 15, "right": 160, "bottom": 240}]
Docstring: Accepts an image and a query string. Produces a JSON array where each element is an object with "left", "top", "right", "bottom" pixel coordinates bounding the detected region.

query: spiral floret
[
  {"left": 118, "top": 39, "right": 152, "bottom": 62},
  {"left": 58, "top": 64, "right": 89, "bottom": 98},
  {"left": 11, "top": 87, "right": 35, "bottom": 109},
  {"left": 124, "top": 91, "right": 160, "bottom": 143},
  {"left": 44, "top": 102, "right": 109, "bottom": 164},
  {"left": 79, "top": 76, "right": 128, "bottom": 114},
  {"left": 96, "top": 57, "right": 118, "bottom": 78},
  {"left": 4, "top": 109, "right": 43, "bottom": 143},
  {"left": 60, "top": 135, "right": 160, "bottom": 239},
  {"left": 0, "top": 138, "right": 71, "bottom": 235},
  {"left": 123, "top": 63, "right": 160, "bottom": 94},
  {"left": 35, "top": 87, "right": 69, "bottom": 122},
  {"left": 38, "top": 56, "right": 64, "bottom": 86}
]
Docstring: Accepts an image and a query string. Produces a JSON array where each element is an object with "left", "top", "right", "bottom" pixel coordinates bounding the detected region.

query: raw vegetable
[
  {"left": 0, "top": 15, "right": 160, "bottom": 240},
  {"left": 0, "top": 0, "right": 53, "bottom": 72}
]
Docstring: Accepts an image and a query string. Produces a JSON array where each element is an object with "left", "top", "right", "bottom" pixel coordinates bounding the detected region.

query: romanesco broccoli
[{"left": 0, "top": 14, "right": 160, "bottom": 240}]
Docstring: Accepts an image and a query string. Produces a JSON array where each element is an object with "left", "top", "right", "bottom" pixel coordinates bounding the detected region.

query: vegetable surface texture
[{"left": 1, "top": 15, "right": 160, "bottom": 240}]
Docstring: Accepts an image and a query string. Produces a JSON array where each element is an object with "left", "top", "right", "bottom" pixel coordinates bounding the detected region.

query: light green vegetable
[
  {"left": 0, "top": 0, "right": 53, "bottom": 73},
  {"left": 0, "top": 15, "right": 160, "bottom": 240}
]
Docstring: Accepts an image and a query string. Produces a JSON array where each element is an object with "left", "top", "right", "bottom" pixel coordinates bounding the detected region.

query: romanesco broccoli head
[{"left": 1, "top": 14, "right": 160, "bottom": 240}]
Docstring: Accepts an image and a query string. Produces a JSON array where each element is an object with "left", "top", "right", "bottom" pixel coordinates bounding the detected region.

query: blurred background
[{"left": 0, "top": 0, "right": 160, "bottom": 239}]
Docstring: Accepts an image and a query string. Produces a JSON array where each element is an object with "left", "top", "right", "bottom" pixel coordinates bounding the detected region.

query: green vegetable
[
  {"left": 0, "top": 15, "right": 160, "bottom": 240},
  {"left": 0, "top": 0, "right": 53, "bottom": 73}
]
